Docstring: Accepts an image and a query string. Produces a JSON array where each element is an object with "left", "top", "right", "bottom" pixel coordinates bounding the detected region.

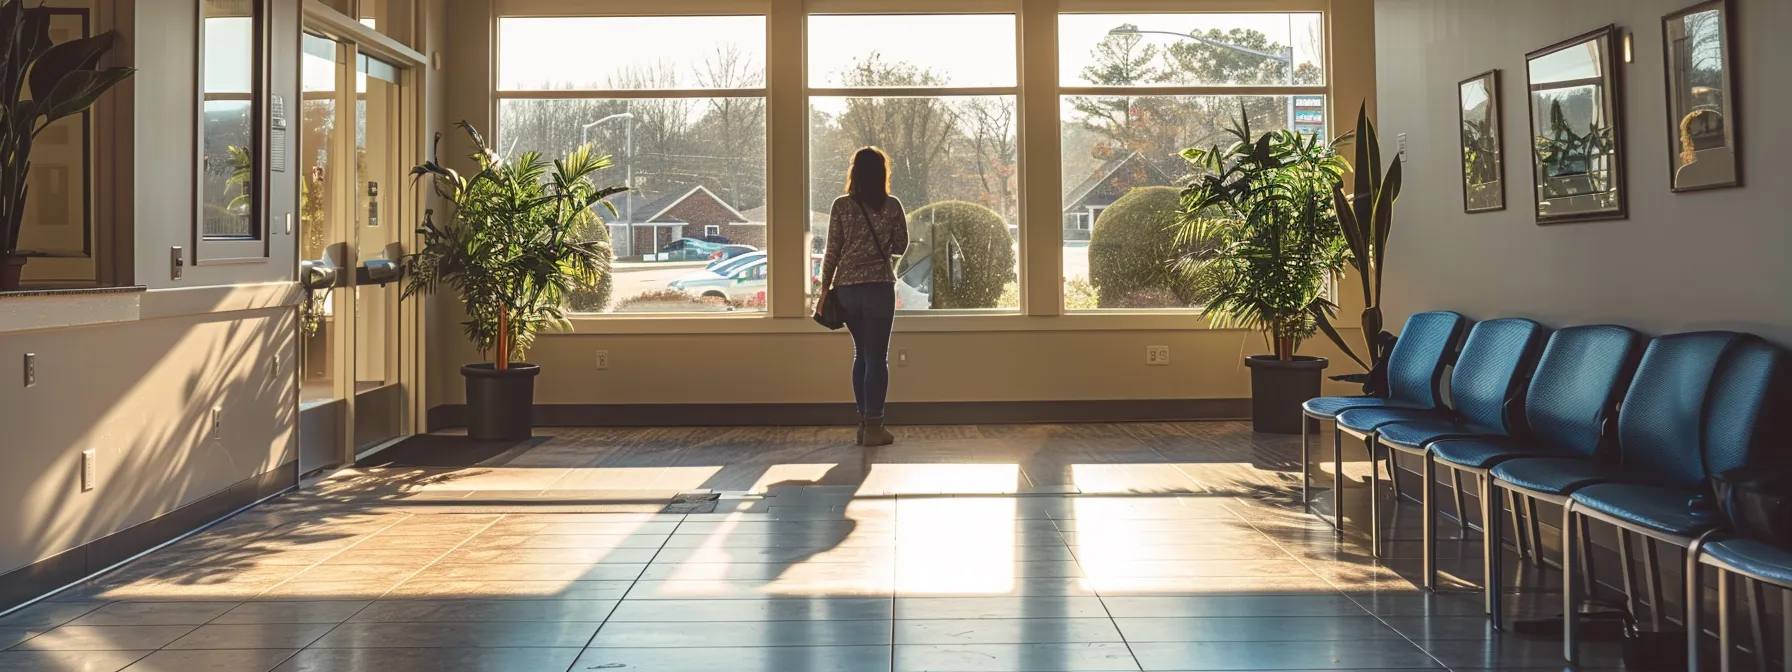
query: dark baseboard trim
[
  {"left": 427, "top": 399, "right": 1250, "bottom": 431},
  {"left": 0, "top": 461, "right": 296, "bottom": 615}
]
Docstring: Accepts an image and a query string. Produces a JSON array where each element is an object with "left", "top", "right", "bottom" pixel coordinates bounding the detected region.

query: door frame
[{"left": 297, "top": 1, "right": 429, "bottom": 472}]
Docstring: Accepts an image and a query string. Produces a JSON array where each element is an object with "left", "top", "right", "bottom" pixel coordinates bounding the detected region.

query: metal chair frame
[{"left": 1689, "top": 540, "right": 1792, "bottom": 672}]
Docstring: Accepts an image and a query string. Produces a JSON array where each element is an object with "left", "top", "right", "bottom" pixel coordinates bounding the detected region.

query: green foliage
[
  {"left": 563, "top": 219, "right": 615, "bottom": 312},
  {"left": 404, "top": 123, "right": 624, "bottom": 366},
  {"left": 1317, "top": 102, "right": 1404, "bottom": 373},
  {"left": 905, "top": 201, "right": 1015, "bottom": 309},
  {"left": 1178, "top": 108, "right": 1350, "bottom": 359},
  {"left": 0, "top": 0, "right": 135, "bottom": 255},
  {"left": 1088, "top": 186, "right": 1211, "bottom": 308}
]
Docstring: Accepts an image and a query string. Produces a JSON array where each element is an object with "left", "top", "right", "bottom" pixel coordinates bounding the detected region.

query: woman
[{"left": 817, "top": 147, "right": 908, "bottom": 447}]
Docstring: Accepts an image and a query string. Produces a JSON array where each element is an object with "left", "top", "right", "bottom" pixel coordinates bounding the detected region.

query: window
[
  {"left": 495, "top": 16, "right": 767, "bottom": 314},
  {"left": 808, "top": 14, "right": 1021, "bottom": 312},
  {"left": 197, "top": 0, "right": 268, "bottom": 260},
  {"left": 1059, "top": 13, "right": 1325, "bottom": 310}
]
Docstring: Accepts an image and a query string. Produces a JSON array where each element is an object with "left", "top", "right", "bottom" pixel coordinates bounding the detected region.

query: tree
[
  {"left": 834, "top": 54, "right": 958, "bottom": 206},
  {"left": 959, "top": 97, "right": 1017, "bottom": 221},
  {"left": 1068, "top": 26, "right": 1178, "bottom": 170}
]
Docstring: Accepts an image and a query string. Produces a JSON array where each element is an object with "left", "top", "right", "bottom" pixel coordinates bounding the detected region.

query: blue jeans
[{"left": 835, "top": 283, "right": 895, "bottom": 417}]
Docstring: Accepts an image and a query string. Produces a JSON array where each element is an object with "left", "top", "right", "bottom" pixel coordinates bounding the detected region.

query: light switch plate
[
  {"left": 81, "top": 450, "right": 96, "bottom": 491},
  {"left": 23, "top": 353, "right": 34, "bottom": 387},
  {"left": 170, "top": 246, "right": 184, "bottom": 280},
  {"left": 1397, "top": 133, "right": 1410, "bottom": 162}
]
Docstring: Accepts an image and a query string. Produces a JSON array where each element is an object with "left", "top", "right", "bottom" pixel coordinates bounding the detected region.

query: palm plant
[
  {"left": 404, "top": 122, "right": 624, "bottom": 369},
  {"left": 0, "top": 0, "right": 134, "bottom": 283},
  {"left": 1176, "top": 109, "right": 1350, "bottom": 360}
]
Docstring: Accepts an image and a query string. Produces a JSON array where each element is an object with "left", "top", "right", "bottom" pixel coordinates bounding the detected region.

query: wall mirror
[
  {"left": 1663, "top": 0, "right": 1739, "bottom": 192},
  {"left": 1526, "top": 26, "right": 1626, "bottom": 224},
  {"left": 1459, "top": 70, "right": 1505, "bottom": 213},
  {"left": 198, "top": 0, "right": 266, "bottom": 251}
]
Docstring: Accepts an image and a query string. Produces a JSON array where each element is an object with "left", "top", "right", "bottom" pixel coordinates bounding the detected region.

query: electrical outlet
[
  {"left": 170, "top": 246, "right": 184, "bottom": 280},
  {"left": 1397, "top": 133, "right": 1409, "bottom": 162},
  {"left": 897, "top": 348, "right": 909, "bottom": 367},
  {"left": 594, "top": 350, "right": 610, "bottom": 370},
  {"left": 23, "top": 353, "right": 34, "bottom": 387},
  {"left": 1146, "top": 345, "right": 1171, "bottom": 366},
  {"left": 81, "top": 450, "right": 96, "bottom": 491}
]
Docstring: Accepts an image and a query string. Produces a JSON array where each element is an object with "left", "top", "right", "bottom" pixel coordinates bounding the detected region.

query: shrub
[
  {"left": 613, "top": 289, "right": 734, "bottom": 313},
  {"left": 1088, "top": 186, "right": 1212, "bottom": 308},
  {"left": 906, "top": 200, "right": 1015, "bottom": 309},
  {"left": 564, "top": 221, "right": 616, "bottom": 312}
]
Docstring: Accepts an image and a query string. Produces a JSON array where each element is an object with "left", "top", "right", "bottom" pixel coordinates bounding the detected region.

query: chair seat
[
  {"left": 1303, "top": 396, "right": 1417, "bottom": 419},
  {"left": 1376, "top": 419, "right": 1490, "bottom": 451},
  {"left": 1570, "top": 483, "right": 1721, "bottom": 537},
  {"left": 1430, "top": 437, "right": 1543, "bottom": 470},
  {"left": 1336, "top": 407, "right": 1448, "bottom": 433},
  {"left": 1490, "top": 457, "right": 1622, "bottom": 496},
  {"left": 1703, "top": 539, "right": 1792, "bottom": 587}
]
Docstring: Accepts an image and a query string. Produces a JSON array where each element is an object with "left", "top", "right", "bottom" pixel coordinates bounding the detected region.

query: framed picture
[
  {"left": 1526, "top": 25, "right": 1627, "bottom": 224},
  {"left": 15, "top": 7, "right": 96, "bottom": 284},
  {"left": 1662, "top": 0, "right": 1740, "bottom": 192},
  {"left": 1459, "top": 70, "right": 1505, "bottom": 213}
]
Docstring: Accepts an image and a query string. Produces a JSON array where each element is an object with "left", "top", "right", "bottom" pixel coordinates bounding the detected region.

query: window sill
[
  {"left": 558, "top": 310, "right": 1236, "bottom": 335},
  {"left": 0, "top": 285, "right": 146, "bottom": 335}
]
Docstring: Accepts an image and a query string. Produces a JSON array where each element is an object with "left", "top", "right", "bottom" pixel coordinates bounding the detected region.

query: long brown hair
[{"left": 845, "top": 146, "right": 891, "bottom": 209}]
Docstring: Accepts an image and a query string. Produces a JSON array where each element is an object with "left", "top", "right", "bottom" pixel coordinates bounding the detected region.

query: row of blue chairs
[{"left": 1300, "top": 311, "right": 1792, "bottom": 670}]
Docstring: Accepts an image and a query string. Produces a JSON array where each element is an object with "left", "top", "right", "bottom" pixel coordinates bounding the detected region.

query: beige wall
[
  {"left": 431, "top": 0, "right": 1379, "bottom": 409},
  {"left": 1375, "top": 0, "right": 1792, "bottom": 344}
]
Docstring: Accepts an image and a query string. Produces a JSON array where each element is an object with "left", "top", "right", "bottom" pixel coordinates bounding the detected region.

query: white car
[{"left": 669, "top": 257, "right": 768, "bottom": 307}]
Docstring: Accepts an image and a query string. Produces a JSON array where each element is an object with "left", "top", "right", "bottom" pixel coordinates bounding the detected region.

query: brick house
[
  {"left": 607, "top": 186, "right": 762, "bottom": 257},
  {"left": 1061, "top": 152, "right": 1175, "bottom": 242}
]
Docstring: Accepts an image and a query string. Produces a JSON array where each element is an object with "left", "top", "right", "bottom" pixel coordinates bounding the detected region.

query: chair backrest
[
  {"left": 1616, "top": 332, "right": 1791, "bottom": 488},
  {"left": 1523, "top": 325, "right": 1646, "bottom": 459},
  {"left": 1702, "top": 336, "right": 1791, "bottom": 479},
  {"left": 1386, "top": 311, "right": 1470, "bottom": 409},
  {"left": 1447, "top": 318, "right": 1549, "bottom": 434}
]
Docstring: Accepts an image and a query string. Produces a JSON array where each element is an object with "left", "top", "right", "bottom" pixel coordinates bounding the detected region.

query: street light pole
[{"left": 581, "top": 112, "right": 636, "bottom": 256}]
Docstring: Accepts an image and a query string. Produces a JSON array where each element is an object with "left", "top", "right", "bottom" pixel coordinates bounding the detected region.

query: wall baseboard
[
  {"left": 427, "top": 399, "right": 1251, "bottom": 431},
  {"left": 0, "top": 461, "right": 296, "bottom": 614}
]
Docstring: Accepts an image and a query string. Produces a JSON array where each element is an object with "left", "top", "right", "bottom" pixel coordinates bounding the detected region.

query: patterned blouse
[{"left": 821, "top": 195, "right": 909, "bottom": 288}]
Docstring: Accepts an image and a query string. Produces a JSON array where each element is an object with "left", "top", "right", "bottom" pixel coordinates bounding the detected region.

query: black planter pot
[
  {"left": 1244, "top": 355, "right": 1329, "bottom": 434},
  {"left": 462, "top": 363, "right": 540, "bottom": 440}
]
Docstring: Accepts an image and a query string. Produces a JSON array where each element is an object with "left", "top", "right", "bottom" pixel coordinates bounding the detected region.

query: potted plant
[
  {"left": 1177, "top": 110, "right": 1351, "bottom": 434},
  {"left": 405, "top": 122, "right": 623, "bottom": 440},
  {"left": 0, "top": 1, "right": 134, "bottom": 290},
  {"left": 1311, "top": 103, "right": 1404, "bottom": 396}
]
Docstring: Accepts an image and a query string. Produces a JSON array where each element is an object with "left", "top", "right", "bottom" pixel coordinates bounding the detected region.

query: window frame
[{"left": 193, "top": 0, "right": 273, "bottom": 264}]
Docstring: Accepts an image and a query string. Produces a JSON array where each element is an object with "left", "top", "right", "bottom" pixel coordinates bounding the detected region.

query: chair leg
[
  {"left": 1369, "top": 436, "right": 1383, "bottom": 558},
  {"left": 1564, "top": 502, "right": 1581, "bottom": 666},
  {"left": 1643, "top": 537, "right": 1664, "bottom": 632},
  {"left": 1388, "top": 446, "right": 1404, "bottom": 500},
  {"left": 1482, "top": 473, "right": 1504, "bottom": 630},
  {"left": 1506, "top": 488, "right": 1529, "bottom": 574},
  {"left": 1620, "top": 531, "right": 1640, "bottom": 623},
  {"left": 1689, "top": 556, "right": 1706, "bottom": 672},
  {"left": 1749, "top": 579, "right": 1769, "bottom": 672},
  {"left": 1525, "top": 495, "right": 1545, "bottom": 567},
  {"left": 1422, "top": 452, "right": 1438, "bottom": 592},
  {"left": 1332, "top": 424, "right": 1345, "bottom": 539},
  {"left": 1721, "top": 571, "right": 1734, "bottom": 672},
  {"left": 1450, "top": 466, "right": 1470, "bottom": 537},
  {"left": 1300, "top": 413, "right": 1311, "bottom": 513},
  {"left": 1779, "top": 587, "right": 1789, "bottom": 672},
  {"left": 1579, "top": 514, "right": 1599, "bottom": 601}
]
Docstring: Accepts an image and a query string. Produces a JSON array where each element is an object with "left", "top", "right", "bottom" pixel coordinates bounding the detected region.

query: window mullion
[
  {"left": 1018, "top": 0, "right": 1060, "bottom": 316},
  {"left": 766, "top": 0, "right": 807, "bottom": 318}
]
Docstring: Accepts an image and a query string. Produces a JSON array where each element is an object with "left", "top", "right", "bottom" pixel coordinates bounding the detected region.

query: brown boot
[
  {"left": 861, "top": 415, "right": 894, "bottom": 447},
  {"left": 855, "top": 414, "right": 867, "bottom": 446}
]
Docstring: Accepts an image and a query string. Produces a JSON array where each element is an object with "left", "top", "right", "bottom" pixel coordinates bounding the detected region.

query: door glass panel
[
  {"left": 353, "top": 54, "right": 405, "bottom": 450},
  {"left": 299, "top": 33, "right": 341, "bottom": 407}
]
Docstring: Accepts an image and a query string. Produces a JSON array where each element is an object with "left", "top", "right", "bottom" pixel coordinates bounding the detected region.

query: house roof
[
  {"left": 604, "top": 185, "right": 749, "bottom": 224},
  {"left": 1062, "top": 152, "right": 1175, "bottom": 213}
]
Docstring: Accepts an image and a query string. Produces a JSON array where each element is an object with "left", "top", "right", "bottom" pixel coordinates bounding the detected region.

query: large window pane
[
  {"left": 1060, "top": 96, "right": 1298, "bottom": 310},
  {"left": 201, "top": 0, "right": 258, "bottom": 239},
  {"left": 498, "top": 16, "right": 766, "bottom": 90},
  {"left": 498, "top": 97, "right": 768, "bottom": 313},
  {"left": 1059, "top": 13, "right": 1325, "bottom": 87},
  {"left": 809, "top": 96, "right": 1019, "bottom": 312},
  {"left": 808, "top": 15, "right": 1016, "bottom": 88}
]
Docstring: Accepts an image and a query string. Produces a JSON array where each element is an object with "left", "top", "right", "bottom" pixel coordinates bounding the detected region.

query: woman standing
[{"left": 817, "top": 147, "right": 908, "bottom": 446}]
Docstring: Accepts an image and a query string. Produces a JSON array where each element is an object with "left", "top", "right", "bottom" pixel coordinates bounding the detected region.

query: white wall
[{"left": 1374, "top": 0, "right": 1792, "bottom": 344}]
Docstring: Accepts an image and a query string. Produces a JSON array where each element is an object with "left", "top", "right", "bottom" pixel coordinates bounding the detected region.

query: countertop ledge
[{"left": 0, "top": 285, "right": 147, "bottom": 299}]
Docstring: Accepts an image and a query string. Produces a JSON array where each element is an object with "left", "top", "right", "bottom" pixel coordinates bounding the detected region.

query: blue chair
[
  {"left": 1426, "top": 325, "right": 1645, "bottom": 627},
  {"left": 1300, "top": 311, "right": 1469, "bottom": 533},
  {"left": 1335, "top": 318, "right": 1548, "bottom": 586},
  {"left": 1557, "top": 333, "right": 1791, "bottom": 666},
  {"left": 1688, "top": 539, "right": 1792, "bottom": 672}
]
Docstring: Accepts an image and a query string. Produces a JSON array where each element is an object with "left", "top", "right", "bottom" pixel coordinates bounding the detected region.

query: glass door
[
  {"left": 297, "top": 32, "right": 349, "bottom": 474},
  {"left": 352, "top": 53, "right": 406, "bottom": 452}
]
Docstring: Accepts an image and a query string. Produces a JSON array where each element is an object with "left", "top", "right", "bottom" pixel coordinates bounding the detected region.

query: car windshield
[{"left": 712, "top": 253, "right": 764, "bottom": 275}]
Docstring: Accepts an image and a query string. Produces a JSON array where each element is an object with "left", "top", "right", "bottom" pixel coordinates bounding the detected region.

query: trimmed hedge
[
  {"left": 906, "top": 201, "right": 1016, "bottom": 309},
  {"left": 1088, "top": 186, "right": 1210, "bottom": 308},
  {"left": 563, "top": 220, "right": 616, "bottom": 313}
]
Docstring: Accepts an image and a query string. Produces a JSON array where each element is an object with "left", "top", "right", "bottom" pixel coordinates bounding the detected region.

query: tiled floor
[{"left": 0, "top": 422, "right": 1621, "bottom": 671}]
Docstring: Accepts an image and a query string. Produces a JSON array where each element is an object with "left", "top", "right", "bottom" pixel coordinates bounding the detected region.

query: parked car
[
  {"left": 657, "top": 237, "right": 726, "bottom": 261},
  {"left": 670, "top": 256, "right": 768, "bottom": 305},
  {"left": 894, "top": 254, "right": 932, "bottom": 310},
  {"left": 708, "top": 250, "right": 766, "bottom": 275},
  {"left": 699, "top": 235, "right": 732, "bottom": 245},
  {"left": 709, "top": 244, "right": 758, "bottom": 262}
]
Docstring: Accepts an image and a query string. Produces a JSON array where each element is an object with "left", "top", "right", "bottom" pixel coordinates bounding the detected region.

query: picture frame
[
  {"left": 1458, "top": 69, "right": 1505, "bottom": 214},
  {"left": 1525, "top": 25, "right": 1627, "bottom": 225},
  {"left": 1662, "top": 0, "right": 1741, "bottom": 192}
]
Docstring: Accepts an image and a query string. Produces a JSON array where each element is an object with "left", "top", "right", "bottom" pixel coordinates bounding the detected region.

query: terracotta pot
[{"left": 0, "top": 255, "right": 25, "bottom": 292}]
